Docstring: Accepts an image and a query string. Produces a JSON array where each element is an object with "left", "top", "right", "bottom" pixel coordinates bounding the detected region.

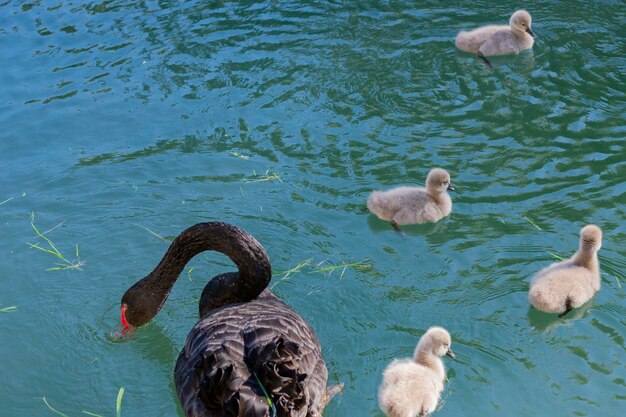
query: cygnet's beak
[
  {"left": 446, "top": 349, "right": 456, "bottom": 359},
  {"left": 447, "top": 183, "right": 455, "bottom": 191},
  {"left": 526, "top": 27, "right": 535, "bottom": 37}
]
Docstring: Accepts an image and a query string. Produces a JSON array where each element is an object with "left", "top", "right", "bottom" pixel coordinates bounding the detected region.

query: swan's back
[
  {"left": 529, "top": 261, "right": 600, "bottom": 313},
  {"left": 455, "top": 25, "right": 508, "bottom": 53},
  {"left": 368, "top": 186, "right": 446, "bottom": 225},
  {"left": 478, "top": 29, "right": 530, "bottom": 56},
  {"left": 368, "top": 186, "right": 427, "bottom": 214},
  {"left": 378, "top": 359, "right": 442, "bottom": 417},
  {"left": 175, "top": 290, "right": 327, "bottom": 417}
]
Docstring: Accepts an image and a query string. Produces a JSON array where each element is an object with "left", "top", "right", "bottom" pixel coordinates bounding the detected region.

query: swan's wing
[
  {"left": 478, "top": 30, "right": 519, "bottom": 56},
  {"left": 175, "top": 295, "right": 328, "bottom": 417},
  {"left": 244, "top": 328, "right": 308, "bottom": 411},
  {"left": 241, "top": 299, "right": 328, "bottom": 415},
  {"left": 176, "top": 330, "right": 253, "bottom": 417},
  {"left": 195, "top": 351, "right": 268, "bottom": 417},
  {"left": 391, "top": 190, "right": 441, "bottom": 224},
  {"left": 455, "top": 25, "right": 508, "bottom": 53},
  {"left": 417, "top": 201, "right": 442, "bottom": 223}
]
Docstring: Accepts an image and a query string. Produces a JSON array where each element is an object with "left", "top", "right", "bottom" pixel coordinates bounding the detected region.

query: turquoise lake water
[{"left": 1, "top": 1, "right": 624, "bottom": 416}]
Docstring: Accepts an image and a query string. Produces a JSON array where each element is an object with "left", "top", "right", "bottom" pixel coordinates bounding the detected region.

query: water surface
[{"left": 1, "top": 1, "right": 624, "bottom": 416}]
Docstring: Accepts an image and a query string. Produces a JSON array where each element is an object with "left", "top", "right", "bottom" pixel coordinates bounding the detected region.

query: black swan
[{"left": 119, "top": 222, "right": 341, "bottom": 417}]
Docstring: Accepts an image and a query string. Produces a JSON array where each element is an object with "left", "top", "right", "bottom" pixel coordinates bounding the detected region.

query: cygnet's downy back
[
  {"left": 378, "top": 327, "right": 455, "bottom": 417},
  {"left": 367, "top": 168, "right": 454, "bottom": 232},
  {"left": 529, "top": 225, "right": 602, "bottom": 317}
]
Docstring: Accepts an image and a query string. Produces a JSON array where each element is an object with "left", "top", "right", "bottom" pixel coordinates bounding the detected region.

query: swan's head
[
  {"left": 510, "top": 10, "right": 534, "bottom": 37},
  {"left": 580, "top": 224, "right": 602, "bottom": 252},
  {"left": 426, "top": 168, "right": 454, "bottom": 194},
  {"left": 416, "top": 326, "right": 455, "bottom": 359},
  {"left": 118, "top": 278, "right": 165, "bottom": 336}
]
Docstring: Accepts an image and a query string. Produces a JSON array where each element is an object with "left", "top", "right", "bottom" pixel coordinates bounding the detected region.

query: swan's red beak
[
  {"left": 112, "top": 304, "right": 135, "bottom": 340},
  {"left": 120, "top": 304, "right": 130, "bottom": 334},
  {"left": 120, "top": 304, "right": 132, "bottom": 335}
]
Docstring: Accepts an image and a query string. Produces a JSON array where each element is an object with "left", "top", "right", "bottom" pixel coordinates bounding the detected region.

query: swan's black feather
[{"left": 175, "top": 291, "right": 328, "bottom": 417}]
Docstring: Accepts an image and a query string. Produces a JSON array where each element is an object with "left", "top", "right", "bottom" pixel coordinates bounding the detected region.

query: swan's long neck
[
  {"left": 429, "top": 190, "right": 448, "bottom": 203},
  {"left": 124, "top": 222, "right": 271, "bottom": 326},
  {"left": 415, "top": 351, "right": 446, "bottom": 381},
  {"left": 572, "top": 249, "right": 598, "bottom": 272},
  {"left": 414, "top": 345, "right": 445, "bottom": 382}
]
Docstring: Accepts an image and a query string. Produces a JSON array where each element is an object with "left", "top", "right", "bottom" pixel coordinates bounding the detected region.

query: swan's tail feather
[
  {"left": 244, "top": 329, "right": 309, "bottom": 414},
  {"left": 237, "top": 394, "right": 271, "bottom": 417},
  {"left": 195, "top": 352, "right": 243, "bottom": 415}
]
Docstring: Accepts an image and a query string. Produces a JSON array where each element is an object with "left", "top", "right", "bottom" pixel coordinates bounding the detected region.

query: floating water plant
[
  {"left": 271, "top": 258, "right": 370, "bottom": 289},
  {"left": 523, "top": 216, "right": 542, "bottom": 231},
  {"left": 42, "top": 387, "right": 124, "bottom": 417},
  {"left": 547, "top": 251, "right": 565, "bottom": 261},
  {"left": 116, "top": 387, "right": 124, "bottom": 417},
  {"left": 0, "top": 305, "right": 17, "bottom": 313},
  {"left": 186, "top": 266, "right": 194, "bottom": 281},
  {"left": 253, "top": 372, "right": 276, "bottom": 417},
  {"left": 42, "top": 397, "right": 70, "bottom": 417},
  {"left": 0, "top": 196, "right": 13, "bottom": 206},
  {"left": 271, "top": 258, "right": 313, "bottom": 289},
  {"left": 229, "top": 151, "right": 250, "bottom": 160},
  {"left": 243, "top": 169, "right": 283, "bottom": 183},
  {"left": 312, "top": 260, "right": 371, "bottom": 279},
  {"left": 135, "top": 223, "right": 168, "bottom": 241},
  {"left": 27, "top": 212, "right": 85, "bottom": 271}
]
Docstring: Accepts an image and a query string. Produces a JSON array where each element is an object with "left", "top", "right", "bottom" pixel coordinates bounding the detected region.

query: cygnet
[
  {"left": 455, "top": 10, "right": 534, "bottom": 67},
  {"left": 529, "top": 225, "right": 602, "bottom": 318},
  {"left": 367, "top": 168, "right": 454, "bottom": 232},
  {"left": 379, "top": 327, "right": 455, "bottom": 417}
]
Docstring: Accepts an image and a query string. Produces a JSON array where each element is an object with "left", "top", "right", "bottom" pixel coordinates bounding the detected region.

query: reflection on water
[
  {"left": 527, "top": 300, "right": 596, "bottom": 333},
  {"left": 0, "top": 1, "right": 624, "bottom": 416}
]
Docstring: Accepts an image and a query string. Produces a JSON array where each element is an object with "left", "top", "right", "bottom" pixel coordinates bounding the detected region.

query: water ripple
[{"left": 1, "top": 1, "right": 625, "bottom": 417}]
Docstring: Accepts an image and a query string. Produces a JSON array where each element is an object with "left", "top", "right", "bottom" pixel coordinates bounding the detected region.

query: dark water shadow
[
  {"left": 526, "top": 300, "right": 595, "bottom": 332},
  {"left": 454, "top": 49, "right": 536, "bottom": 73},
  {"left": 129, "top": 322, "right": 187, "bottom": 416},
  {"left": 102, "top": 300, "right": 187, "bottom": 415},
  {"left": 366, "top": 214, "right": 448, "bottom": 237},
  {"left": 75, "top": 135, "right": 206, "bottom": 167},
  {"left": 485, "top": 50, "right": 536, "bottom": 73}
]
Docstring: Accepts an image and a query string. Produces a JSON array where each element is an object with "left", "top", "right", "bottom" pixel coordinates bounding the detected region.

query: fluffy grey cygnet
[
  {"left": 455, "top": 10, "right": 534, "bottom": 66},
  {"left": 529, "top": 225, "right": 602, "bottom": 318},
  {"left": 367, "top": 168, "right": 454, "bottom": 231},
  {"left": 379, "top": 327, "right": 455, "bottom": 417}
]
